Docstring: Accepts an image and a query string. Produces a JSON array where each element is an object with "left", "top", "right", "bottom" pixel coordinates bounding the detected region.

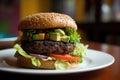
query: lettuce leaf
[
  {"left": 70, "top": 43, "right": 88, "bottom": 63},
  {"left": 22, "top": 29, "right": 36, "bottom": 41},
  {"left": 55, "top": 60, "right": 70, "bottom": 70},
  {"left": 64, "top": 28, "right": 81, "bottom": 43},
  {"left": 13, "top": 44, "right": 40, "bottom": 67}
]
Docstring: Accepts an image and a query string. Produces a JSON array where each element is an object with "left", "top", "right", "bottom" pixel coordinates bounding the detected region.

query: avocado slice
[
  {"left": 61, "top": 36, "right": 70, "bottom": 42},
  {"left": 33, "top": 33, "right": 45, "bottom": 40},
  {"left": 54, "top": 29, "right": 65, "bottom": 36},
  {"left": 49, "top": 33, "right": 61, "bottom": 41}
]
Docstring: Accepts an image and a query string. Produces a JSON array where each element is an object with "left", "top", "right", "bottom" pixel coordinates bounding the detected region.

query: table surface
[{"left": 0, "top": 40, "right": 120, "bottom": 80}]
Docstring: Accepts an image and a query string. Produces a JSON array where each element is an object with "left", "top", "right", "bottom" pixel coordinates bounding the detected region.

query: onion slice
[{"left": 30, "top": 53, "right": 48, "bottom": 59}]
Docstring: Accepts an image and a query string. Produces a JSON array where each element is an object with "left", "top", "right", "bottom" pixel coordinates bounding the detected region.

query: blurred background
[{"left": 0, "top": 0, "right": 120, "bottom": 45}]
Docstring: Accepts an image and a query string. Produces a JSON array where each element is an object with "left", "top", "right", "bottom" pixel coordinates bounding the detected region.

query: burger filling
[
  {"left": 14, "top": 28, "right": 88, "bottom": 70},
  {"left": 21, "top": 40, "right": 75, "bottom": 54}
]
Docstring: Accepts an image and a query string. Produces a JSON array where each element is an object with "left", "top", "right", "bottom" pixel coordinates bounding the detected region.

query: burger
[{"left": 13, "top": 12, "right": 88, "bottom": 70}]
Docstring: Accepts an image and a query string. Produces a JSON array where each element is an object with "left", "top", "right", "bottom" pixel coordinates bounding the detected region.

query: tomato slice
[
  {"left": 45, "top": 34, "right": 49, "bottom": 39},
  {"left": 48, "top": 53, "right": 80, "bottom": 61}
]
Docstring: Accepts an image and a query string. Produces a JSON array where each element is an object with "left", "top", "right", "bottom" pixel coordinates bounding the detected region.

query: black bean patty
[{"left": 21, "top": 40, "right": 75, "bottom": 54}]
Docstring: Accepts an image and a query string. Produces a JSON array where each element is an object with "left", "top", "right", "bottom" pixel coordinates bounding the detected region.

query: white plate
[
  {"left": 0, "top": 37, "right": 18, "bottom": 48},
  {"left": 0, "top": 37, "right": 18, "bottom": 42},
  {"left": 0, "top": 48, "right": 115, "bottom": 75}
]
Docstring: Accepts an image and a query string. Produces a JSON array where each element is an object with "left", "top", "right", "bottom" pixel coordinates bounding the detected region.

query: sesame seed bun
[{"left": 18, "top": 12, "right": 77, "bottom": 30}]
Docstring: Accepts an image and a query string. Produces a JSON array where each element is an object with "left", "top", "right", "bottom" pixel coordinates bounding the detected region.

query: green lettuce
[
  {"left": 55, "top": 60, "right": 70, "bottom": 70},
  {"left": 64, "top": 28, "right": 88, "bottom": 63},
  {"left": 64, "top": 28, "right": 81, "bottom": 43},
  {"left": 70, "top": 43, "right": 88, "bottom": 63},
  {"left": 22, "top": 29, "right": 36, "bottom": 41},
  {"left": 13, "top": 44, "right": 40, "bottom": 67}
]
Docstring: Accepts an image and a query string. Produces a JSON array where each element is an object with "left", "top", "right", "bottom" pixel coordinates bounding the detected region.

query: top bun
[{"left": 18, "top": 12, "right": 77, "bottom": 30}]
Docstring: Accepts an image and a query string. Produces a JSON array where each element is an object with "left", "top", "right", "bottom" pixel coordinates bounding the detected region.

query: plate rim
[
  {"left": 0, "top": 37, "right": 18, "bottom": 41},
  {"left": 0, "top": 48, "right": 115, "bottom": 75}
]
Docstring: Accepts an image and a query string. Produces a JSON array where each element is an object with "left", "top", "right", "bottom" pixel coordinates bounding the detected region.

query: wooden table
[{"left": 0, "top": 41, "right": 119, "bottom": 80}]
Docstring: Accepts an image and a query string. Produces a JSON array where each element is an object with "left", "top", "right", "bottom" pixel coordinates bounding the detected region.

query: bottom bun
[
  {"left": 17, "top": 56, "right": 79, "bottom": 69},
  {"left": 17, "top": 56, "right": 55, "bottom": 69}
]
